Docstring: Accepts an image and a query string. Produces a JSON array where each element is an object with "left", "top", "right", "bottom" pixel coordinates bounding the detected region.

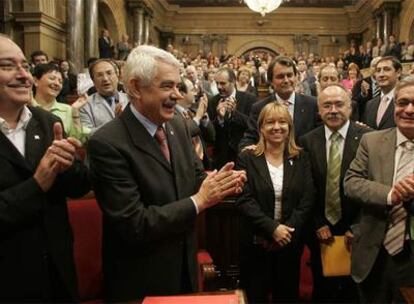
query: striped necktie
[
  {"left": 325, "top": 132, "right": 342, "bottom": 225},
  {"left": 383, "top": 141, "right": 414, "bottom": 255},
  {"left": 155, "top": 126, "right": 170, "bottom": 163},
  {"left": 372, "top": 83, "right": 380, "bottom": 98}
]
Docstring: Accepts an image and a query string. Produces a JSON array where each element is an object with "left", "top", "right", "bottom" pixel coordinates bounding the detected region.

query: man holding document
[
  {"left": 344, "top": 76, "right": 414, "bottom": 303},
  {"left": 300, "top": 84, "right": 370, "bottom": 302}
]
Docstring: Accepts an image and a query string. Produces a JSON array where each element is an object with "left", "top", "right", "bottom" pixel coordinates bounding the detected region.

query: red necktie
[{"left": 155, "top": 127, "right": 170, "bottom": 163}]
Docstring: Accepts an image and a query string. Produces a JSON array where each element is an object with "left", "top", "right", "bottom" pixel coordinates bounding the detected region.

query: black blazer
[
  {"left": 208, "top": 91, "right": 256, "bottom": 168},
  {"left": 299, "top": 122, "right": 371, "bottom": 234},
  {"left": 88, "top": 105, "right": 206, "bottom": 302},
  {"left": 236, "top": 150, "right": 314, "bottom": 247},
  {"left": 98, "top": 37, "right": 113, "bottom": 59},
  {"left": 352, "top": 76, "right": 375, "bottom": 120},
  {"left": 363, "top": 95, "right": 396, "bottom": 130},
  {"left": 239, "top": 93, "right": 319, "bottom": 150},
  {"left": 0, "top": 106, "right": 90, "bottom": 302}
]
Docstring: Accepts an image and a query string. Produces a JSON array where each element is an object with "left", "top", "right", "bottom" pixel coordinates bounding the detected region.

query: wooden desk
[
  {"left": 142, "top": 289, "right": 247, "bottom": 304},
  {"left": 400, "top": 286, "right": 414, "bottom": 304}
]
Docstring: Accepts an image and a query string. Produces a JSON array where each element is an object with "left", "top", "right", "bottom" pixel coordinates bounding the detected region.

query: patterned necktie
[
  {"left": 376, "top": 95, "right": 389, "bottom": 127},
  {"left": 325, "top": 132, "right": 342, "bottom": 225},
  {"left": 373, "top": 83, "right": 381, "bottom": 98},
  {"left": 155, "top": 126, "right": 170, "bottom": 163},
  {"left": 384, "top": 141, "right": 414, "bottom": 255}
]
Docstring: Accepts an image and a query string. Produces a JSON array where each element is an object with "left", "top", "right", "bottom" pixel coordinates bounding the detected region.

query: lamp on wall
[{"left": 243, "top": 0, "right": 283, "bottom": 17}]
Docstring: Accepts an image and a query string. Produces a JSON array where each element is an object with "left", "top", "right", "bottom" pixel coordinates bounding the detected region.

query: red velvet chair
[
  {"left": 68, "top": 198, "right": 216, "bottom": 302},
  {"left": 67, "top": 198, "right": 103, "bottom": 303}
]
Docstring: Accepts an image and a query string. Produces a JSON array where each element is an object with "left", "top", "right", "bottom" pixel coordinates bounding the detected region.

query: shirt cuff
[
  {"left": 387, "top": 189, "right": 393, "bottom": 205},
  {"left": 190, "top": 196, "right": 199, "bottom": 214}
]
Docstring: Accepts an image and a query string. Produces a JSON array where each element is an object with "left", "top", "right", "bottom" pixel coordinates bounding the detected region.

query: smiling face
[
  {"left": 271, "top": 63, "right": 296, "bottom": 99},
  {"left": 395, "top": 85, "right": 414, "bottom": 139},
  {"left": 260, "top": 112, "right": 290, "bottom": 147},
  {"left": 133, "top": 61, "right": 183, "bottom": 125},
  {"left": 34, "top": 70, "right": 63, "bottom": 100},
  {"left": 376, "top": 59, "right": 401, "bottom": 93},
  {"left": 0, "top": 37, "right": 34, "bottom": 109},
  {"left": 318, "top": 85, "right": 352, "bottom": 131}
]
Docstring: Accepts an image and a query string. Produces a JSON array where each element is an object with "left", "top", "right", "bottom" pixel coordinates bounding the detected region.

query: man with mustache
[
  {"left": 207, "top": 67, "right": 256, "bottom": 169},
  {"left": 344, "top": 76, "right": 414, "bottom": 302},
  {"left": 0, "top": 34, "right": 90, "bottom": 301},
  {"left": 300, "top": 84, "right": 370, "bottom": 302},
  {"left": 88, "top": 45, "right": 246, "bottom": 302}
]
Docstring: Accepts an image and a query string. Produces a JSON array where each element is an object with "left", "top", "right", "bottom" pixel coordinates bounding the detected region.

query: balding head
[{"left": 318, "top": 84, "right": 352, "bottom": 131}]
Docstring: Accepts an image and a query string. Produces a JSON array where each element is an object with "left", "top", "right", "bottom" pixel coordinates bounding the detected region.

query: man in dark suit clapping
[
  {"left": 88, "top": 45, "right": 246, "bottom": 302},
  {"left": 207, "top": 67, "right": 256, "bottom": 169}
]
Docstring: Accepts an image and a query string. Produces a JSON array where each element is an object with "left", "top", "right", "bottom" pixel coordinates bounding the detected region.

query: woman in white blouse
[{"left": 236, "top": 102, "right": 315, "bottom": 303}]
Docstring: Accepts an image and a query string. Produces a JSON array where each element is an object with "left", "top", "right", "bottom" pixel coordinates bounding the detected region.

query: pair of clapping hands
[
  {"left": 33, "top": 123, "right": 81, "bottom": 192},
  {"left": 391, "top": 174, "right": 414, "bottom": 205},
  {"left": 192, "top": 162, "right": 246, "bottom": 213},
  {"left": 216, "top": 96, "right": 236, "bottom": 119}
]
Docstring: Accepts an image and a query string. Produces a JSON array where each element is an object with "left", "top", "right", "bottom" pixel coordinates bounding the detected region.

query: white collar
[{"left": 324, "top": 119, "right": 350, "bottom": 142}]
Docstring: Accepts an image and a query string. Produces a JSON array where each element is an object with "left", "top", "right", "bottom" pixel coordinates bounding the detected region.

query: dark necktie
[{"left": 155, "top": 126, "right": 170, "bottom": 163}]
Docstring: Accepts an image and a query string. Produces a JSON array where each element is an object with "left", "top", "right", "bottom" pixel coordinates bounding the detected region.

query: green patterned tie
[{"left": 325, "top": 132, "right": 342, "bottom": 225}]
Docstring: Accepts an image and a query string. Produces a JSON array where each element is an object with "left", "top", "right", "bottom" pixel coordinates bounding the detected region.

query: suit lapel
[
  {"left": 293, "top": 95, "right": 305, "bottom": 131},
  {"left": 313, "top": 128, "right": 327, "bottom": 180},
  {"left": 341, "top": 122, "right": 361, "bottom": 179},
  {"left": 0, "top": 132, "right": 29, "bottom": 172},
  {"left": 25, "top": 117, "right": 48, "bottom": 171},
  {"left": 378, "top": 129, "right": 396, "bottom": 186},
  {"left": 121, "top": 106, "right": 172, "bottom": 172},
  {"left": 282, "top": 156, "right": 295, "bottom": 200},
  {"left": 379, "top": 98, "right": 394, "bottom": 129},
  {"left": 251, "top": 154, "right": 273, "bottom": 189}
]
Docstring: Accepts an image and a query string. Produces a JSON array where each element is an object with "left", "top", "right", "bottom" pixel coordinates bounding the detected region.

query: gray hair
[
  {"left": 123, "top": 45, "right": 180, "bottom": 90},
  {"left": 395, "top": 75, "right": 414, "bottom": 99}
]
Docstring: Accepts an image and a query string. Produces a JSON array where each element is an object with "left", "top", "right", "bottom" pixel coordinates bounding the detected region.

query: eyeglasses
[
  {"left": 0, "top": 59, "right": 31, "bottom": 73},
  {"left": 395, "top": 99, "right": 414, "bottom": 108}
]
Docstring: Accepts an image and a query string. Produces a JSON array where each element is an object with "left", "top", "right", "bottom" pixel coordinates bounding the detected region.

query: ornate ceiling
[{"left": 166, "top": 0, "right": 359, "bottom": 7}]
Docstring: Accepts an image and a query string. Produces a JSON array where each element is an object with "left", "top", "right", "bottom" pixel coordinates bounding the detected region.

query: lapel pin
[
  {"left": 170, "top": 130, "right": 174, "bottom": 135},
  {"left": 289, "top": 159, "right": 293, "bottom": 166},
  {"left": 34, "top": 135, "right": 40, "bottom": 140},
  {"left": 354, "top": 136, "right": 359, "bottom": 140}
]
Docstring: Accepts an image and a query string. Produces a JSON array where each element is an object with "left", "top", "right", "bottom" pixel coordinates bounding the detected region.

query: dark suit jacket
[
  {"left": 0, "top": 106, "right": 90, "bottom": 302},
  {"left": 88, "top": 105, "right": 206, "bottom": 302},
  {"left": 299, "top": 122, "right": 371, "bottom": 235},
  {"left": 344, "top": 128, "right": 403, "bottom": 283},
  {"left": 207, "top": 91, "right": 256, "bottom": 168},
  {"left": 239, "top": 93, "right": 319, "bottom": 150},
  {"left": 363, "top": 95, "right": 396, "bottom": 130},
  {"left": 352, "top": 76, "right": 374, "bottom": 120},
  {"left": 236, "top": 150, "right": 314, "bottom": 247},
  {"left": 98, "top": 37, "right": 113, "bottom": 59}
]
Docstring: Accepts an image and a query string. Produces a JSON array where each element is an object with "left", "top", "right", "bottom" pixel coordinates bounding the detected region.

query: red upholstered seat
[
  {"left": 300, "top": 245, "right": 313, "bottom": 301},
  {"left": 67, "top": 199, "right": 103, "bottom": 303}
]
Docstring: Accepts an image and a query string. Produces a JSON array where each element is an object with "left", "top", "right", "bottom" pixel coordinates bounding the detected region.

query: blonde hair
[{"left": 254, "top": 102, "right": 301, "bottom": 158}]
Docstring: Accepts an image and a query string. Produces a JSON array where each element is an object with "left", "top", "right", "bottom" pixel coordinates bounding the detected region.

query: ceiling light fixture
[{"left": 243, "top": 0, "right": 283, "bottom": 17}]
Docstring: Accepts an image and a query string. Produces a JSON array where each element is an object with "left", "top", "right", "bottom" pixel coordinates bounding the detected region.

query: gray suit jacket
[
  {"left": 344, "top": 128, "right": 398, "bottom": 283},
  {"left": 79, "top": 92, "right": 129, "bottom": 135}
]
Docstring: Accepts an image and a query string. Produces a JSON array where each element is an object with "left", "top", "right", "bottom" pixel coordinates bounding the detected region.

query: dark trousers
[
  {"left": 240, "top": 243, "right": 303, "bottom": 303},
  {"left": 358, "top": 242, "right": 414, "bottom": 303},
  {"left": 308, "top": 235, "right": 358, "bottom": 303}
]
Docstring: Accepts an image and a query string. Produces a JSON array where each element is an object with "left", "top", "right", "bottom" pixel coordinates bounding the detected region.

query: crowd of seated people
[{"left": 2, "top": 28, "right": 414, "bottom": 303}]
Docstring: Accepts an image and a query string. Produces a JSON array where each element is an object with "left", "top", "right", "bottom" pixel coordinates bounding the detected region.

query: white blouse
[{"left": 266, "top": 160, "right": 284, "bottom": 220}]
